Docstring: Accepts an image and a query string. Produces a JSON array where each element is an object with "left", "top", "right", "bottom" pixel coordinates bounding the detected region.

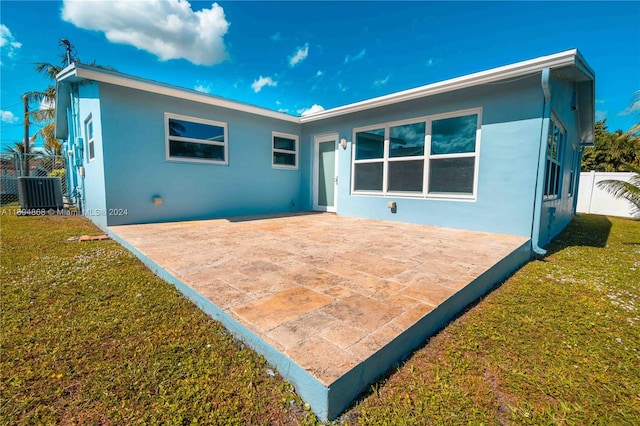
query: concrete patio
[{"left": 108, "top": 212, "right": 531, "bottom": 420}]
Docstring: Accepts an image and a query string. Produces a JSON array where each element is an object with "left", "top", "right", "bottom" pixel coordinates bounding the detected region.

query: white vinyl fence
[{"left": 577, "top": 171, "right": 637, "bottom": 218}]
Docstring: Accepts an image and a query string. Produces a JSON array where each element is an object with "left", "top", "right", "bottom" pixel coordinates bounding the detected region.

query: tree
[
  {"left": 581, "top": 119, "right": 640, "bottom": 171},
  {"left": 3, "top": 142, "right": 31, "bottom": 156},
  {"left": 23, "top": 40, "right": 116, "bottom": 157}
]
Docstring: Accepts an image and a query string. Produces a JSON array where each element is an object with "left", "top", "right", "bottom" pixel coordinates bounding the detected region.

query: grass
[
  {"left": 345, "top": 215, "right": 640, "bottom": 425},
  {"left": 1, "top": 210, "right": 639, "bottom": 424},
  {"left": 0, "top": 210, "right": 315, "bottom": 425}
]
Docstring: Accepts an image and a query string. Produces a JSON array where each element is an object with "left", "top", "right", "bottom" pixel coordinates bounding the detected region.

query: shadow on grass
[{"left": 544, "top": 214, "right": 612, "bottom": 256}]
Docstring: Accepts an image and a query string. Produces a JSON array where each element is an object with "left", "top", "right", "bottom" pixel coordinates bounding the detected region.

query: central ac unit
[{"left": 17, "top": 177, "right": 64, "bottom": 210}]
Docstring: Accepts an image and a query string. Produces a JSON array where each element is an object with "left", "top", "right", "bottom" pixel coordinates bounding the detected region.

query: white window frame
[
  {"left": 543, "top": 114, "right": 565, "bottom": 200},
  {"left": 85, "top": 114, "right": 95, "bottom": 162},
  {"left": 272, "top": 131, "right": 299, "bottom": 170},
  {"left": 351, "top": 107, "right": 482, "bottom": 200},
  {"left": 165, "top": 112, "right": 228, "bottom": 165}
]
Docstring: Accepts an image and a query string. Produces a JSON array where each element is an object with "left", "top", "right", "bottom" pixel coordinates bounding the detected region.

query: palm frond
[
  {"left": 30, "top": 109, "right": 55, "bottom": 122},
  {"left": 33, "top": 62, "right": 62, "bottom": 80},
  {"left": 596, "top": 162, "right": 640, "bottom": 219},
  {"left": 597, "top": 179, "right": 640, "bottom": 206}
]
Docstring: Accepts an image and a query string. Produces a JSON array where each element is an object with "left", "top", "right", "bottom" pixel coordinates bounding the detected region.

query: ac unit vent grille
[{"left": 17, "top": 177, "right": 64, "bottom": 210}]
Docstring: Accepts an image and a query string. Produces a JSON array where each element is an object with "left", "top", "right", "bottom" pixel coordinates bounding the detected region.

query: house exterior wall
[
  {"left": 301, "top": 75, "right": 545, "bottom": 238},
  {"left": 64, "top": 82, "right": 109, "bottom": 228},
  {"left": 537, "top": 74, "right": 583, "bottom": 246},
  {"left": 95, "top": 83, "right": 302, "bottom": 226}
]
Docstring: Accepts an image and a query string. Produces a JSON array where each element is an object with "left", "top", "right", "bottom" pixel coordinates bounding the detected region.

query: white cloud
[
  {"left": 1, "top": 110, "right": 19, "bottom": 123},
  {"left": 344, "top": 48, "right": 366, "bottom": 63},
  {"left": 338, "top": 82, "right": 348, "bottom": 92},
  {"left": 374, "top": 75, "right": 390, "bottom": 86},
  {"left": 0, "top": 24, "right": 22, "bottom": 63},
  {"left": 289, "top": 43, "right": 309, "bottom": 67},
  {"left": 595, "top": 110, "right": 608, "bottom": 121},
  {"left": 298, "top": 104, "right": 325, "bottom": 116},
  {"left": 251, "top": 75, "right": 277, "bottom": 93},
  {"left": 619, "top": 100, "right": 640, "bottom": 116},
  {"left": 61, "top": 0, "right": 229, "bottom": 66},
  {"left": 194, "top": 81, "right": 212, "bottom": 93},
  {"left": 271, "top": 32, "right": 282, "bottom": 41},
  {"left": 316, "top": 70, "right": 323, "bottom": 77},
  {"left": 595, "top": 99, "right": 606, "bottom": 105}
]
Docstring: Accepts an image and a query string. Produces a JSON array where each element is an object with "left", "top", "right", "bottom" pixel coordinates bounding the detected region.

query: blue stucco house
[
  {"left": 54, "top": 49, "right": 595, "bottom": 419},
  {"left": 55, "top": 49, "right": 594, "bottom": 255}
]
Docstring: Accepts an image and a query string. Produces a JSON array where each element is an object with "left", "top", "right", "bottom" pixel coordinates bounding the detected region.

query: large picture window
[
  {"left": 165, "top": 113, "right": 228, "bottom": 164},
  {"left": 351, "top": 109, "right": 480, "bottom": 198},
  {"left": 543, "top": 117, "right": 565, "bottom": 199},
  {"left": 272, "top": 132, "right": 298, "bottom": 169}
]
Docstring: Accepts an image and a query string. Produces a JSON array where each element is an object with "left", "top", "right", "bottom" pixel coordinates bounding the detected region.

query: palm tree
[
  {"left": 597, "top": 163, "right": 640, "bottom": 218},
  {"left": 24, "top": 41, "right": 116, "bottom": 157},
  {"left": 3, "top": 141, "right": 30, "bottom": 156}
]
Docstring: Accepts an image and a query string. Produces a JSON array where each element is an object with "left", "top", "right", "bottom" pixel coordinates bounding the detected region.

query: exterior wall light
[
  {"left": 152, "top": 195, "right": 163, "bottom": 206},
  {"left": 340, "top": 138, "right": 347, "bottom": 149}
]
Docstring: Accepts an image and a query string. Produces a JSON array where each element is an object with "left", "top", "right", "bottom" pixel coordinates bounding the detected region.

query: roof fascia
[
  {"left": 300, "top": 49, "right": 581, "bottom": 123},
  {"left": 58, "top": 64, "right": 300, "bottom": 124}
]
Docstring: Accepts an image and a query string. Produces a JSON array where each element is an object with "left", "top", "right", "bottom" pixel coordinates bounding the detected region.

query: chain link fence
[{"left": 0, "top": 153, "right": 67, "bottom": 205}]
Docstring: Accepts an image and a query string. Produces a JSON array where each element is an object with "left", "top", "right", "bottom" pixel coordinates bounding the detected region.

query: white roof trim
[
  {"left": 57, "top": 64, "right": 300, "bottom": 124},
  {"left": 56, "top": 49, "right": 593, "bottom": 127},
  {"left": 300, "top": 49, "right": 589, "bottom": 123}
]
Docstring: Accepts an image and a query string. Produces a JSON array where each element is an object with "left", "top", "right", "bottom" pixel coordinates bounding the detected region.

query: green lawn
[{"left": 1, "top": 211, "right": 638, "bottom": 425}]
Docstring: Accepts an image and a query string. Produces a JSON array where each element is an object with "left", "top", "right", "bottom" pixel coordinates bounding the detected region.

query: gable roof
[{"left": 55, "top": 49, "right": 595, "bottom": 143}]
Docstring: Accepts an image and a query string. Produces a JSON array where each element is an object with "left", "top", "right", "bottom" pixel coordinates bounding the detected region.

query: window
[
  {"left": 165, "top": 113, "right": 228, "bottom": 164},
  {"left": 543, "top": 117, "right": 565, "bottom": 199},
  {"left": 352, "top": 109, "right": 480, "bottom": 198},
  {"left": 272, "top": 132, "right": 298, "bottom": 169},
  {"left": 85, "top": 115, "right": 95, "bottom": 162},
  {"left": 428, "top": 114, "right": 478, "bottom": 194}
]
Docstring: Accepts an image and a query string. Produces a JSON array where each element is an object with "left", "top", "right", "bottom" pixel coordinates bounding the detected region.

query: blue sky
[{"left": 1, "top": 1, "right": 639, "bottom": 151}]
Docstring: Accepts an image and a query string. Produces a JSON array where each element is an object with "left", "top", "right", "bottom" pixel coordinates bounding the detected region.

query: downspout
[{"left": 530, "top": 68, "right": 552, "bottom": 256}]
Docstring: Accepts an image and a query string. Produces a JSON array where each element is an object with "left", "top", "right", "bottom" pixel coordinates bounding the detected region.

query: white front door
[{"left": 313, "top": 134, "right": 338, "bottom": 212}]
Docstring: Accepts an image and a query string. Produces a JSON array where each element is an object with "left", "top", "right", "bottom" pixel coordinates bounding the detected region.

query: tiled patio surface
[{"left": 109, "top": 212, "right": 530, "bottom": 418}]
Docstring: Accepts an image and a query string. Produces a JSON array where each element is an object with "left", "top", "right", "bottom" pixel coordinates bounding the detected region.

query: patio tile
[
  {"left": 320, "top": 322, "right": 368, "bottom": 350},
  {"left": 400, "top": 282, "right": 456, "bottom": 306},
  {"left": 389, "top": 303, "right": 434, "bottom": 330},
  {"left": 343, "top": 273, "right": 406, "bottom": 300},
  {"left": 322, "top": 285, "right": 355, "bottom": 299},
  {"left": 285, "top": 337, "right": 359, "bottom": 385},
  {"left": 321, "top": 294, "right": 403, "bottom": 332},
  {"left": 109, "top": 212, "right": 530, "bottom": 420},
  {"left": 267, "top": 310, "right": 337, "bottom": 349},
  {"left": 232, "top": 287, "right": 332, "bottom": 332},
  {"left": 237, "top": 260, "right": 283, "bottom": 277}
]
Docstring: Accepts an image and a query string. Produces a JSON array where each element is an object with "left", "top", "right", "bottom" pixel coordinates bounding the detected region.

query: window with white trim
[
  {"left": 543, "top": 117, "right": 565, "bottom": 199},
  {"left": 85, "top": 115, "right": 95, "bottom": 162},
  {"left": 165, "top": 113, "right": 228, "bottom": 164},
  {"left": 352, "top": 109, "right": 480, "bottom": 198},
  {"left": 272, "top": 132, "right": 298, "bottom": 169}
]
